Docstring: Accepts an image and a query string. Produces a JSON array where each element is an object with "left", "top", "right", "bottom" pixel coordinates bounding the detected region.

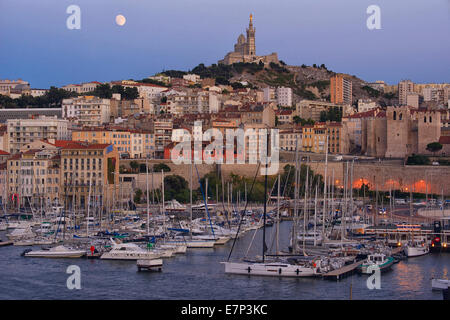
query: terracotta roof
[
  {"left": 276, "top": 110, "right": 293, "bottom": 116},
  {"left": 61, "top": 142, "right": 112, "bottom": 150},
  {"left": 439, "top": 136, "right": 450, "bottom": 145}
]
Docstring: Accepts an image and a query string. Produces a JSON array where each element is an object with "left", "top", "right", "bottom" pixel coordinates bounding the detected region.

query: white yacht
[
  {"left": 6, "top": 227, "right": 35, "bottom": 240},
  {"left": 23, "top": 245, "right": 86, "bottom": 258},
  {"left": 222, "top": 260, "right": 318, "bottom": 277},
  {"left": 7, "top": 221, "right": 32, "bottom": 229},
  {"left": 100, "top": 240, "right": 163, "bottom": 260},
  {"left": 158, "top": 243, "right": 187, "bottom": 254},
  {"left": 404, "top": 240, "right": 430, "bottom": 257}
]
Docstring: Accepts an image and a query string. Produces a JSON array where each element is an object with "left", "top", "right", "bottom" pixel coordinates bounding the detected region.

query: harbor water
[{"left": 0, "top": 222, "right": 448, "bottom": 300}]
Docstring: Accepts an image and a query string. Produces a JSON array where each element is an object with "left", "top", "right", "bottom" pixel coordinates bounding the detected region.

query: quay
[{"left": 322, "top": 260, "right": 363, "bottom": 281}]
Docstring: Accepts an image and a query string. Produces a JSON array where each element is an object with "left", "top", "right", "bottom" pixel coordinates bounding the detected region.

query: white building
[
  {"left": 357, "top": 99, "right": 379, "bottom": 112},
  {"left": 30, "top": 89, "right": 48, "bottom": 97},
  {"left": 62, "top": 96, "right": 111, "bottom": 127},
  {"left": 276, "top": 87, "right": 293, "bottom": 107},
  {"left": 6, "top": 116, "right": 69, "bottom": 154},
  {"left": 406, "top": 93, "right": 419, "bottom": 109},
  {"left": 183, "top": 74, "right": 201, "bottom": 83},
  {"left": 61, "top": 81, "right": 101, "bottom": 94},
  {"left": 263, "top": 86, "right": 292, "bottom": 106}
]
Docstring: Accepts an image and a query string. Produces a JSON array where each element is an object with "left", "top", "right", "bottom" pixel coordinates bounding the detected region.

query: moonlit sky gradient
[{"left": 0, "top": 0, "right": 449, "bottom": 88}]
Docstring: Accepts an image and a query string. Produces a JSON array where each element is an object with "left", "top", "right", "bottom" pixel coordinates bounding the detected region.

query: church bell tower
[{"left": 246, "top": 14, "right": 256, "bottom": 56}]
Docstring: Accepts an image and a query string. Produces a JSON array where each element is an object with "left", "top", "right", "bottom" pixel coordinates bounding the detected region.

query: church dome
[{"left": 237, "top": 34, "right": 246, "bottom": 44}]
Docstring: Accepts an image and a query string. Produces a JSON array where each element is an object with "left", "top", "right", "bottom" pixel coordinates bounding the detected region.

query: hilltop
[{"left": 161, "top": 62, "right": 398, "bottom": 106}]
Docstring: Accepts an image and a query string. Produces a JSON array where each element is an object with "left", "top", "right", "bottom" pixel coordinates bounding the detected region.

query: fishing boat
[
  {"left": 100, "top": 239, "right": 163, "bottom": 260},
  {"left": 22, "top": 245, "right": 86, "bottom": 258},
  {"left": 404, "top": 239, "right": 430, "bottom": 257},
  {"left": 357, "top": 253, "right": 395, "bottom": 274}
]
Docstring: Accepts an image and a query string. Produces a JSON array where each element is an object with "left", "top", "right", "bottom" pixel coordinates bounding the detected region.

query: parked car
[{"left": 432, "top": 161, "right": 439, "bottom": 166}]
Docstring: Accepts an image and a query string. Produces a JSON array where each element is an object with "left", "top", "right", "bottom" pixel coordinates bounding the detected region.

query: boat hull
[
  {"left": 100, "top": 252, "right": 162, "bottom": 260},
  {"left": 357, "top": 257, "right": 395, "bottom": 274},
  {"left": 222, "top": 261, "right": 316, "bottom": 277},
  {"left": 24, "top": 251, "right": 86, "bottom": 258},
  {"left": 432, "top": 279, "right": 450, "bottom": 290},
  {"left": 405, "top": 246, "right": 429, "bottom": 257}
]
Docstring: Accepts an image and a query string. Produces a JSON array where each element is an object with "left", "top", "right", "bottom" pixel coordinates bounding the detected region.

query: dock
[
  {"left": 391, "top": 247, "right": 404, "bottom": 255},
  {"left": 0, "top": 241, "right": 13, "bottom": 247},
  {"left": 137, "top": 259, "right": 163, "bottom": 272},
  {"left": 322, "top": 260, "right": 363, "bottom": 281}
]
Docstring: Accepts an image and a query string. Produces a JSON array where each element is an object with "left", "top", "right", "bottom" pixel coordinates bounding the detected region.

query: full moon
[{"left": 115, "top": 15, "right": 126, "bottom": 26}]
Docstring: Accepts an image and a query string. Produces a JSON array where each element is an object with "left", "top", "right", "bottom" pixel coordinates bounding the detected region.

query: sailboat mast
[
  {"left": 292, "top": 139, "right": 299, "bottom": 253},
  {"left": 323, "top": 135, "right": 328, "bottom": 237},
  {"left": 146, "top": 159, "right": 149, "bottom": 236},
  {"left": 262, "top": 132, "right": 269, "bottom": 263},
  {"left": 276, "top": 173, "right": 280, "bottom": 254}
]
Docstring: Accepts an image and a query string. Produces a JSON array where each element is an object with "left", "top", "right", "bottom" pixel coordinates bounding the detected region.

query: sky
[{"left": 0, "top": 0, "right": 449, "bottom": 88}]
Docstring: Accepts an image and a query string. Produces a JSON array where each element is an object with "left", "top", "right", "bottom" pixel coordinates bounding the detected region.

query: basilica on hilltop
[{"left": 218, "top": 14, "right": 279, "bottom": 65}]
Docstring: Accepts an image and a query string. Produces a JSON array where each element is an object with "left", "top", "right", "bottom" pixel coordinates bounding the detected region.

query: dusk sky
[{"left": 0, "top": 0, "right": 449, "bottom": 88}]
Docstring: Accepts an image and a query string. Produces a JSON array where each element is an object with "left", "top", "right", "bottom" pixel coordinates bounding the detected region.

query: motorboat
[
  {"left": 6, "top": 227, "right": 35, "bottom": 240},
  {"left": 357, "top": 253, "right": 395, "bottom": 274},
  {"left": 158, "top": 243, "right": 187, "bottom": 254},
  {"left": 23, "top": 245, "right": 86, "bottom": 258},
  {"left": 100, "top": 239, "right": 163, "bottom": 260}
]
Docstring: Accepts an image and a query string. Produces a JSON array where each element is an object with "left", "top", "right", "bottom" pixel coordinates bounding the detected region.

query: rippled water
[{"left": 0, "top": 222, "right": 448, "bottom": 300}]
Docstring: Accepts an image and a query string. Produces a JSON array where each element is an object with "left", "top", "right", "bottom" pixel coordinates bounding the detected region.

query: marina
[
  {"left": 0, "top": 152, "right": 449, "bottom": 300},
  {"left": 0, "top": 220, "right": 448, "bottom": 300}
]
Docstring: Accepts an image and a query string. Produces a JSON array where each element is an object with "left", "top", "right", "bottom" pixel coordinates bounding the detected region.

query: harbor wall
[{"left": 120, "top": 159, "right": 450, "bottom": 196}]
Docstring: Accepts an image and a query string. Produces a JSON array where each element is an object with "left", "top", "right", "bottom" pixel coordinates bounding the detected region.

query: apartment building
[
  {"left": 330, "top": 74, "right": 352, "bottom": 105},
  {"left": 60, "top": 142, "right": 119, "bottom": 210},
  {"left": 62, "top": 96, "right": 111, "bottom": 127},
  {"left": 279, "top": 129, "right": 301, "bottom": 151},
  {"left": 7, "top": 149, "right": 61, "bottom": 208},
  {"left": 72, "top": 127, "right": 155, "bottom": 159},
  {"left": 6, "top": 116, "right": 70, "bottom": 154},
  {"left": 300, "top": 122, "right": 342, "bottom": 154},
  {"left": 263, "top": 87, "right": 293, "bottom": 107},
  {"left": 296, "top": 100, "right": 351, "bottom": 121},
  {"left": 398, "top": 80, "right": 415, "bottom": 105},
  {"left": 61, "top": 81, "right": 101, "bottom": 94}
]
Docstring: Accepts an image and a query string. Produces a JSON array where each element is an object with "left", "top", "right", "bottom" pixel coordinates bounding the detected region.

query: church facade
[{"left": 218, "top": 14, "right": 279, "bottom": 65}]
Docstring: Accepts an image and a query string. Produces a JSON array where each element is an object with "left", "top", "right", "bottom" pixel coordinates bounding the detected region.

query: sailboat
[{"left": 222, "top": 134, "right": 320, "bottom": 277}]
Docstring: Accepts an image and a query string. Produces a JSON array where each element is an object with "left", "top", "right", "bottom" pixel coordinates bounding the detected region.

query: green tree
[
  {"left": 134, "top": 189, "right": 143, "bottom": 204},
  {"left": 164, "top": 175, "right": 191, "bottom": 203},
  {"left": 153, "top": 163, "right": 171, "bottom": 172},
  {"left": 130, "top": 161, "right": 139, "bottom": 173},
  {"left": 426, "top": 142, "right": 443, "bottom": 156}
]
